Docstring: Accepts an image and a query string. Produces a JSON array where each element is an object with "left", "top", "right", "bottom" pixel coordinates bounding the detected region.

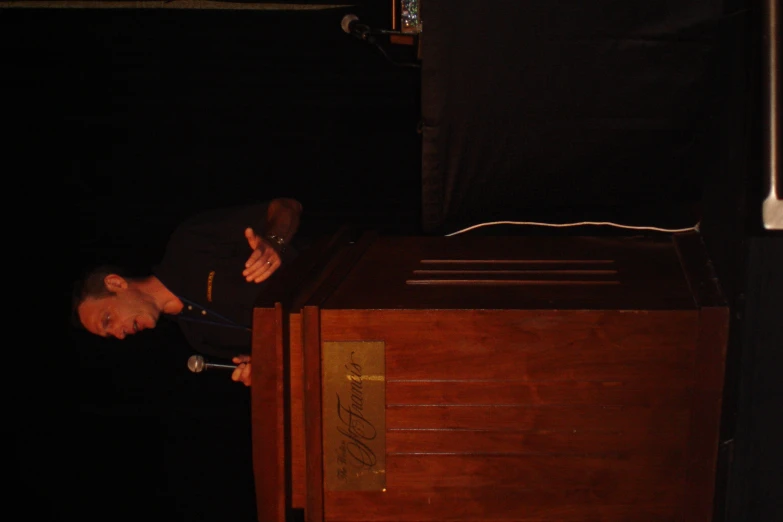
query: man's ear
[{"left": 104, "top": 274, "right": 129, "bottom": 292}]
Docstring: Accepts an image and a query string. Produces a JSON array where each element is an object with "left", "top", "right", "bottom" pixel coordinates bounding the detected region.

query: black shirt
[{"left": 153, "top": 202, "right": 297, "bottom": 359}]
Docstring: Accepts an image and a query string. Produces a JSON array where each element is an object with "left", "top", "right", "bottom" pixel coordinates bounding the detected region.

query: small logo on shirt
[{"left": 207, "top": 270, "right": 215, "bottom": 302}]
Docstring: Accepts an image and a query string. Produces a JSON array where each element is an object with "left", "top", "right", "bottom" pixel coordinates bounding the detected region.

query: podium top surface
[{"left": 318, "top": 234, "right": 702, "bottom": 311}]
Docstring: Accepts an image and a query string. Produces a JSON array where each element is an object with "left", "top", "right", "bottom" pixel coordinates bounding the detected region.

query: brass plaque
[{"left": 323, "top": 341, "right": 386, "bottom": 491}]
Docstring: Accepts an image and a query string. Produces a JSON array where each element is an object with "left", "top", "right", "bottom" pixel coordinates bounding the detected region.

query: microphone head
[
  {"left": 341, "top": 14, "right": 359, "bottom": 34},
  {"left": 187, "top": 355, "right": 205, "bottom": 373}
]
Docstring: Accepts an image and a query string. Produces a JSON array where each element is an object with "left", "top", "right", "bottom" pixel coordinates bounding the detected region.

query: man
[{"left": 73, "top": 197, "right": 304, "bottom": 387}]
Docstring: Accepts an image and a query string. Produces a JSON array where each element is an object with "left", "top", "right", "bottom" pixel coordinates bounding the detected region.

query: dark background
[{"left": 3, "top": 1, "right": 780, "bottom": 521}]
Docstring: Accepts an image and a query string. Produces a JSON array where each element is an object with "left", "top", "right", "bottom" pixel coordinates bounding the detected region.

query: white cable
[{"left": 445, "top": 220, "right": 700, "bottom": 237}]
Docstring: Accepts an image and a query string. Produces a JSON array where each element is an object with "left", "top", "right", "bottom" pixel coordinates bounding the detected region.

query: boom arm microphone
[
  {"left": 341, "top": 14, "right": 408, "bottom": 40},
  {"left": 187, "top": 354, "right": 238, "bottom": 373},
  {"left": 340, "top": 13, "right": 421, "bottom": 69}
]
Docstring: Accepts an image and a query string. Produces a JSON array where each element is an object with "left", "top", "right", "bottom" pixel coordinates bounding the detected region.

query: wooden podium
[{"left": 251, "top": 229, "right": 728, "bottom": 522}]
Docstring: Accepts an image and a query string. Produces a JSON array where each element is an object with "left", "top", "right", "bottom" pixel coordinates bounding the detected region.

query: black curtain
[{"left": 420, "top": 0, "right": 746, "bottom": 234}]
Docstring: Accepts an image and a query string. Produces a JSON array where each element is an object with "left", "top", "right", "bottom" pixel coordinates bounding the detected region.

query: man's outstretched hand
[
  {"left": 232, "top": 355, "right": 252, "bottom": 386},
  {"left": 242, "top": 227, "right": 281, "bottom": 283}
]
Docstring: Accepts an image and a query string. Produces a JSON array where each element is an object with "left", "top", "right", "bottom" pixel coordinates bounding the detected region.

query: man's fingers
[
  {"left": 245, "top": 259, "right": 278, "bottom": 282},
  {"left": 240, "top": 363, "right": 252, "bottom": 386},
  {"left": 245, "top": 227, "right": 260, "bottom": 251},
  {"left": 253, "top": 265, "right": 277, "bottom": 283},
  {"left": 231, "top": 361, "right": 252, "bottom": 386},
  {"left": 244, "top": 256, "right": 270, "bottom": 279},
  {"left": 232, "top": 363, "right": 246, "bottom": 382},
  {"left": 244, "top": 248, "right": 262, "bottom": 270},
  {"left": 243, "top": 251, "right": 281, "bottom": 282}
]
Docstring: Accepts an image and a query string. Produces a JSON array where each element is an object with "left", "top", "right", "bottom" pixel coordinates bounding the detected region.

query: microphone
[
  {"left": 187, "top": 354, "right": 238, "bottom": 373},
  {"left": 341, "top": 14, "right": 372, "bottom": 41}
]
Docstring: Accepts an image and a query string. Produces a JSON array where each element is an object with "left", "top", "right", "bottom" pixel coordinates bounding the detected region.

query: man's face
[{"left": 78, "top": 281, "right": 161, "bottom": 339}]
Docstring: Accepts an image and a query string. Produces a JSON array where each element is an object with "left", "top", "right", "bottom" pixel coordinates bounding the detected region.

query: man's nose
[{"left": 111, "top": 325, "right": 126, "bottom": 339}]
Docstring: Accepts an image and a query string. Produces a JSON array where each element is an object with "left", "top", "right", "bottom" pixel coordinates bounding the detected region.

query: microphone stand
[{"left": 351, "top": 25, "right": 420, "bottom": 69}]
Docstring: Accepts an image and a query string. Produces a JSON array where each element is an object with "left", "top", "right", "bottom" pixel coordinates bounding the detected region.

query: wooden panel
[
  {"left": 381, "top": 454, "right": 682, "bottom": 489},
  {"left": 317, "top": 307, "right": 696, "bottom": 521},
  {"left": 303, "top": 305, "right": 325, "bottom": 522},
  {"left": 385, "top": 424, "right": 684, "bottom": 457},
  {"left": 321, "top": 309, "right": 697, "bottom": 382},
  {"left": 251, "top": 304, "right": 286, "bottom": 522},
  {"left": 323, "top": 236, "right": 695, "bottom": 311},
  {"left": 290, "top": 312, "right": 305, "bottom": 509},
  {"left": 324, "top": 455, "right": 686, "bottom": 520},
  {"left": 385, "top": 379, "right": 689, "bottom": 456},
  {"left": 325, "top": 491, "right": 679, "bottom": 522},
  {"left": 386, "top": 404, "right": 688, "bottom": 434},
  {"left": 386, "top": 380, "right": 690, "bottom": 407}
]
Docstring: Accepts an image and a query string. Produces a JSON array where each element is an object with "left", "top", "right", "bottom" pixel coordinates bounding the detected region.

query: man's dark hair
[{"left": 71, "top": 264, "right": 128, "bottom": 329}]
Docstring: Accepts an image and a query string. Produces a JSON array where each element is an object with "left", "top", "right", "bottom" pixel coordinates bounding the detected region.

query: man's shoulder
[{"left": 172, "top": 201, "right": 271, "bottom": 235}]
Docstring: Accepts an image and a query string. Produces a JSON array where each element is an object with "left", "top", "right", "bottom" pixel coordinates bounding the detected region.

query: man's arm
[
  {"left": 264, "top": 197, "right": 303, "bottom": 246},
  {"left": 232, "top": 198, "right": 304, "bottom": 385},
  {"left": 242, "top": 198, "right": 303, "bottom": 283}
]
